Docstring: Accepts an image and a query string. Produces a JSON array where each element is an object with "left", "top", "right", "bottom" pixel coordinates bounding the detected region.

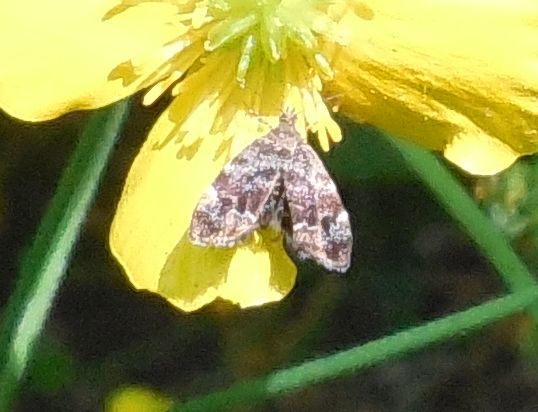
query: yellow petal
[
  {"left": 156, "top": 230, "right": 296, "bottom": 311},
  {"left": 0, "top": 0, "right": 180, "bottom": 121},
  {"left": 326, "top": 0, "right": 538, "bottom": 175},
  {"left": 110, "top": 98, "right": 296, "bottom": 312},
  {"left": 443, "top": 130, "right": 519, "bottom": 176}
]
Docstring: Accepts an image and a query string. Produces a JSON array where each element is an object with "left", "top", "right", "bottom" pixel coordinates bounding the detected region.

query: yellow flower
[
  {"left": 105, "top": 385, "right": 171, "bottom": 412},
  {"left": 1, "top": 0, "right": 537, "bottom": 311}
]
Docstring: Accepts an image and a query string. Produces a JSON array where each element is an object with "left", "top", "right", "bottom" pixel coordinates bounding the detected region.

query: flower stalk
[{"left": 0, "top": 101, "right": 130, "bottom": 411}]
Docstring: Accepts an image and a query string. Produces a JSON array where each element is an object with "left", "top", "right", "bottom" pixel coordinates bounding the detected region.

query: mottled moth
[{"left": 189, "top": 112, "right": 352, "bottom": 272}]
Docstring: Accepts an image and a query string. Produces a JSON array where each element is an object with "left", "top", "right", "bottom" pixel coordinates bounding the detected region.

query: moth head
[{"left": 279, "top": 109, "right": 298, "bottom": 127}]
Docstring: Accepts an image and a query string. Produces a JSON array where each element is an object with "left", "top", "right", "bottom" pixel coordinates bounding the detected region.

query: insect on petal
[{"left": 189, "top": 112, "right": 353, "bottom": 272}]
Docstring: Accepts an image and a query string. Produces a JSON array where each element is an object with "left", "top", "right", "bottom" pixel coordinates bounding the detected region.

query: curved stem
[
  {"left": 389, "top": 137, "right": 538, "bottom": 304},
  {"left": 0, "top": 100, "right": 130, "bottom": 411},
  {"left": 174, "top": 287, "right": 538, "bottom": 411}
]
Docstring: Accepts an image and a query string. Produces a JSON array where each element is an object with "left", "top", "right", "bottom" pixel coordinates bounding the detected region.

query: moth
[{"left": 189, "top": 112, "right": 352, "bottom": 272}]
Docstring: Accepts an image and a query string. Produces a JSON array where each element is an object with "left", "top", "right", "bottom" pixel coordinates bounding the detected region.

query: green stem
[
  {"left": 173, "top": 287, "right": 538, "bottom": 412},
  {"left": 388, "top": 138, "right": 538, "bottom": 307},
  {"left": 0, "top": 101, "right": 130, "bottom": 411}
]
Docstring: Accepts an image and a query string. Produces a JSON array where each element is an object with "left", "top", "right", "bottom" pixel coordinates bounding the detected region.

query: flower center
[
  {"left": 105, "top": 0, "right": 368, "bottom": 148},
  {"left": 202, "top": 0, "right": 350, "bottom": 86}
]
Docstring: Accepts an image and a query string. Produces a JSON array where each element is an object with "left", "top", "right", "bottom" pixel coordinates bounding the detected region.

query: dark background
[{"left": 2, "top": 95, "right": 538, "bottom": 411}]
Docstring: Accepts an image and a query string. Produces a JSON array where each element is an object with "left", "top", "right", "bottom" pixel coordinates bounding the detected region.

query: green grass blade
[
  {"left": 173, "top": 287, "right": 538, "bottom": 412},
  {"left": 387, "top": 138, "right": 538, "bottom": 299},
  {"left": 0, "top": 100, "right": 131, "bottom": 411}
]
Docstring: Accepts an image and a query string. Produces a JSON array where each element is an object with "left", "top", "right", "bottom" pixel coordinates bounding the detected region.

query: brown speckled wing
[
  {"left": 283, "top": 140, "right": 352, "bottom": 272},
  {"left": 189, "top": 115, "right": 297, "bottom": 247}
]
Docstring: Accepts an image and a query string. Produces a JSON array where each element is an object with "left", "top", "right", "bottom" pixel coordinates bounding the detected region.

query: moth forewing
[
  {"left": 283, "top": 140, "right": 352, "bottom": 272},
  {"left": 189, "top": 116, "right": 294, "bottom": 247}
]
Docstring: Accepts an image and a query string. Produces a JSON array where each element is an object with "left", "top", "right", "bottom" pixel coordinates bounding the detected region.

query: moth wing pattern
[
  {"left": 189, "top": 128, "right": 287, "bottom": 247},
  {"left": 284, "top": 139, "right": 352, "bottom": 272}
]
